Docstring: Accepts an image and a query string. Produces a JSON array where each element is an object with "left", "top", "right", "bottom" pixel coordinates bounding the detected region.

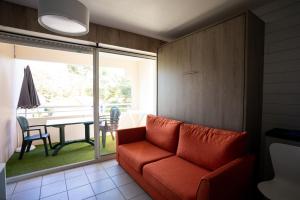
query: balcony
[
  {"left": 6, "top": 104, "right": 147, "bottom": 177},
  {"left": 1, "top": 43, "right": 156, "bottom": 178}
]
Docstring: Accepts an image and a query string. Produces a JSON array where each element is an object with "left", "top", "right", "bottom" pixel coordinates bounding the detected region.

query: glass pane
[
  {"left": 98, "top": 52, "right": 156, "bottom": 155},
  {"left": 2, "top": 42, "right": 94, "bottom": 177}
]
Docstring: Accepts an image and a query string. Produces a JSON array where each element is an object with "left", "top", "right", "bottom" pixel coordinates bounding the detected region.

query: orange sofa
[{"left": 116, "top": 115, "right": 255, "bottom": 200}]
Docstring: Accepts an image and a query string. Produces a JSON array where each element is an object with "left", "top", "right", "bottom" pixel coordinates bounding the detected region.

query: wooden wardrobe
[{"left": 157, "top": 11, "right": 264, "bottom": 151}]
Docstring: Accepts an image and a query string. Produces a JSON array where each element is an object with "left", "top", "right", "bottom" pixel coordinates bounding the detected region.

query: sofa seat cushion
[
  {"left": 146, "top": 115, "right": 182, "bottom": 153},
  {"left": 177, "top": 123, "right": 248, "bottom": 171},
  {"left": 143, "top": 156, "right": 210, "bottom": 200},
  {"left": 118, "top": 140, "right": 173, "bottom": 173}
]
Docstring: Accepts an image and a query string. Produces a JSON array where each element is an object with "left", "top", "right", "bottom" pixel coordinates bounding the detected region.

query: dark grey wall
[
  {"left": 252, "top": 0, "right": 300, "bottom": 179},
  {"left": 253, "top": 0, "right": 300, "bottom": 134}
]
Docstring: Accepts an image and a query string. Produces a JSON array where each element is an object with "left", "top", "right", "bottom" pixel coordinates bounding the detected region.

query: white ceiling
[{"left": 4, "top": 0, "right": 270, "bottom": 41}]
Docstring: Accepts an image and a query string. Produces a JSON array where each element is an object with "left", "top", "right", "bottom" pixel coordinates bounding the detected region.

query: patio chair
[
  {"left": 99, "top": 106, "right": 121, "bottom": 148},
  {"left": 17, "top": 116, "right": 53, "bottom": 160}
]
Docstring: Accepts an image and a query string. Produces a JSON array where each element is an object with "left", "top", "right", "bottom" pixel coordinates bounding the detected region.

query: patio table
[{"left": 46, "top": 118, "right": 94, "bottom": 156}]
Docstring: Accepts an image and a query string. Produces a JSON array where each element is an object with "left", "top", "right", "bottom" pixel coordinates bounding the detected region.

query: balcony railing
[{"left": 17, "top": 103, "right": 132, "bottom": 118}]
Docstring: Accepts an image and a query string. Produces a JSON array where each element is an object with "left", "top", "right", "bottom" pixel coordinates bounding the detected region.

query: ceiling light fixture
[{"left": 38, "top": 0, "right": 89, "bottom": 36}]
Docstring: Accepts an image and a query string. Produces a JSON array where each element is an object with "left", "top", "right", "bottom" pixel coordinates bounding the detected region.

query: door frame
[
  {"left": 1, "top": 31, "right": 157, "bottom": 182},
  {"left": 94, "top": 45, "right": 157, "bottom": 159}
]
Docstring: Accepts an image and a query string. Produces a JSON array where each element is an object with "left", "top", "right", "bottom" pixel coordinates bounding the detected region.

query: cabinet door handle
[{"left": 183, "top": 71, "right": 199, "bottom": 75}]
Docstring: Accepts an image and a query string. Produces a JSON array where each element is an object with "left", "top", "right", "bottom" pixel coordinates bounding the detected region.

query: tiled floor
[{"left": 6, "top": 160, "right": 152, "bottom": 200}]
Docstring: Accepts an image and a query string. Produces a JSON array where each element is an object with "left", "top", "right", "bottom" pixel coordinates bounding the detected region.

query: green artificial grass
[{"left": 6, "top": 136, "right": 116, "bottom": 177}]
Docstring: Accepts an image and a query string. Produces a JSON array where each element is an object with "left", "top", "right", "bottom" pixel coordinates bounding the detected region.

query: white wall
[
  {"left": 138, "top": 59, "right": 156, "bottom": 114},
  {"left": 15, "top": 45, "right": 93, "bottom": 66},
  {"left": 0, "top": 42, "right": 22, "bottom": 162}
]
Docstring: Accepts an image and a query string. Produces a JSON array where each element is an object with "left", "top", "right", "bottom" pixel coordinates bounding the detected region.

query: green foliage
[
  {"left": 67, "top": 65, "right": 90, "bottom": 76},
  {"left": 100, "top": 68, "right": 132, "bottom": 104},
  {"left": 31, "top": 63, "right": 93, "bottom": 106},
  {"left": 31, "top": 62, "right": 132, "bottom": 106}
]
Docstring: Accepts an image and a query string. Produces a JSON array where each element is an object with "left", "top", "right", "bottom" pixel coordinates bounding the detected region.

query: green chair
[
  {"left": 99, "top": 106, "right": 121, "bottom": 148},
  {"left": 17, "top": 116, "right": 53, "bottom": 160}
]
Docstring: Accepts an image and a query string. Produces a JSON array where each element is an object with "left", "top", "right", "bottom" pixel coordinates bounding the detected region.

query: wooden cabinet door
[
  {"left": 157, "top": 38, "right": 190, "bottom": 120},
  {"left": 158, "top": 15, "right": 245, "bottom": 130}
]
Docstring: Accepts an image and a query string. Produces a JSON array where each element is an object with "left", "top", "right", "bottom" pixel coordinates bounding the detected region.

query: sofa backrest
[
  {"left": 177, "top": 123, "right": 248, "bottom": 171},
  {"left": 146, "top": 115, "right": 182, "bottom": 153}
]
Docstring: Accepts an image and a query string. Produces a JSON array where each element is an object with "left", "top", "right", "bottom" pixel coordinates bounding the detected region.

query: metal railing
[{"left": 17, "top": 103, "right": 132, "bottom": 118}]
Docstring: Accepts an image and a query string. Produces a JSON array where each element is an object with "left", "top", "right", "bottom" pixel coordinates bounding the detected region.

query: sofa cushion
[
  {"left": 177, "top": 123, "right": 248, "bottom": 170},
  {"left": 144, "top": 156, "right": 210, "bottom": 200},
  {"left": 118, "top": 140, "right": 173, "bottom": 173},
  {"left": 146, "top": 115, "right": 182, "bottom": 153}
]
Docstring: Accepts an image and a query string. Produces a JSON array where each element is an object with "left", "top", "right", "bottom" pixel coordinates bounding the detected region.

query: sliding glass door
[
  {"left": 0, "top": 38, "right": 96, "bottom": 177},
  {"left": 1, "top": 31, "right": 157, "bottom": 177},
  {"left": 95, "top": 50, "right": 157, "bottom": 157}
]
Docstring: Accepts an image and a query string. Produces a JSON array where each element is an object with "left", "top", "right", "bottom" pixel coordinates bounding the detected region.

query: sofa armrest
[
  {"left": 197, "top": 155, "right": 255, "bottom": 200},
  {"left": 116, "top": 126, "right": 146, "bottom": 146}
]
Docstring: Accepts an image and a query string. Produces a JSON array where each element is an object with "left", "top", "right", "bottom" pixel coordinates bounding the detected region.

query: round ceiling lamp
[{"left": 38, "top": 0, "right": 89, "bottom": 36}]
